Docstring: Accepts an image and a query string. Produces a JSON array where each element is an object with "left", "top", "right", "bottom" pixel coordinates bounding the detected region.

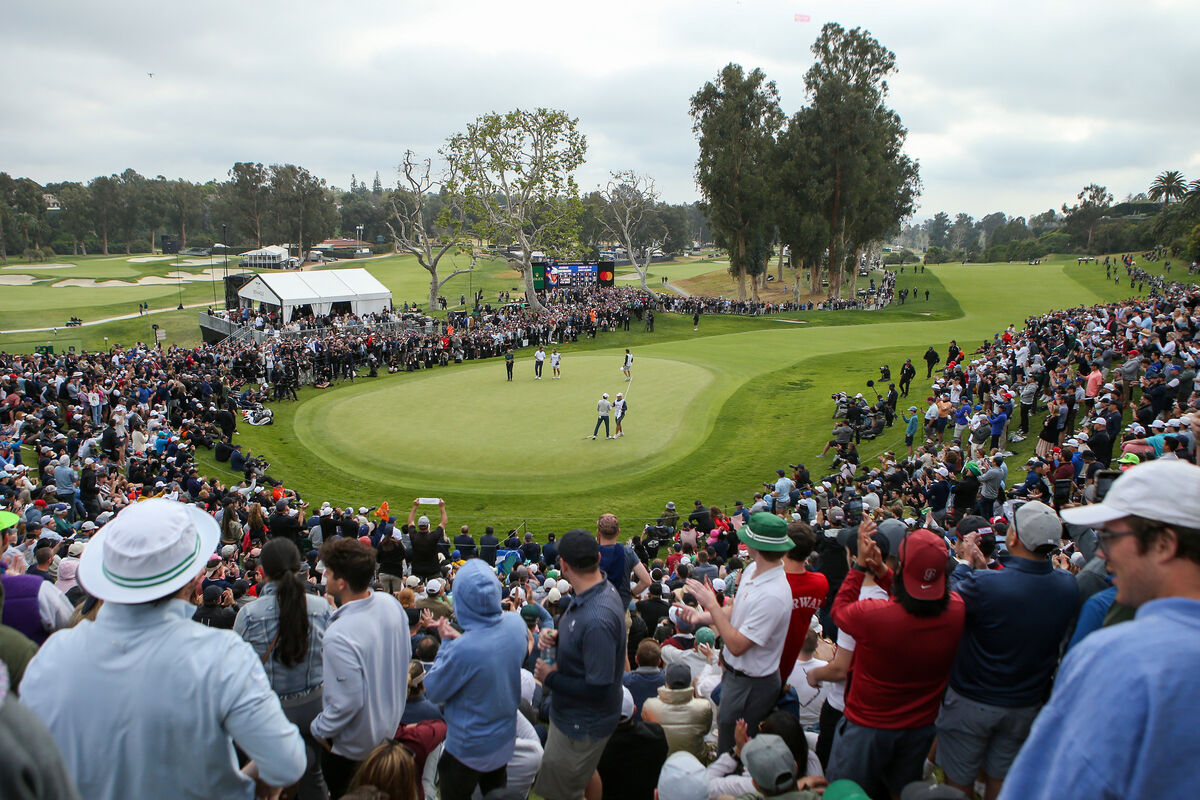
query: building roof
[{"left": 238, "top": 268, "right": 390, "bottom": 305}]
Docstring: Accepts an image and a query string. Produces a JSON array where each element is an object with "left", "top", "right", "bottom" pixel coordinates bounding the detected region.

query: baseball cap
[
  {"left": 558, "top": 528, "right": 599, "bottom": 568},
  {"left": 665, "top": 663, "right": 692, "bottom": 690},
  {"left": 405, "top": 575, "right": 421, "bottom": 588},
  {"left": 417, "top": 515, "right": 431, "bottom": 528},
  {"left": 956, "top": 516, "right": 993, "bottom": 538},
  {"left": 620, "top": 686, "right": 636, "bottom": 721},
  {"left": 1012, "top": 501, "right": 1062, "bottom": 551},
  {"left": 1060, "top": 461, "right": 1200, "bottom": 530},
  {"left": 825, "top": 781, "right": 873, "bottom": 800},
  {"left": 741, "top": 734, "right": 796, "bottom": 795},
  {"left": 876, "top": 518, "right": 907, "bottom": 557},
  {"left": 694, "top": 626, "right": 716, "bottom": 646},
  {"left": 899, "top": 529, "right": 949, "bottom": 601},
  {"left": 656, "top": 752, "right": 709, "bottom": 800},
  {"left": 426, "top": 578, "right": 443, "bottom": 594},
  {"left": 738, "top": 513, "right": 793, "bottom": 552}
]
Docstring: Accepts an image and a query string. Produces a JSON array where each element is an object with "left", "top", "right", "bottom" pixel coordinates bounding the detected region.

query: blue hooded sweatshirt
[{"left": 423, "top": 559, "right": 528, "bottom": 772}]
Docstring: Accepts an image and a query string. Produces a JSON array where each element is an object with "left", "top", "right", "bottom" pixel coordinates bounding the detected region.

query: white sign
[{"left": 155, "top": 329, "right": 166, "bottom": 342}]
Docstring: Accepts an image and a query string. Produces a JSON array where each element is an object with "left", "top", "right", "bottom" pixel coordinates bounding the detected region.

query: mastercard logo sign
[{"left": 600, "top": 270, "right": 614, "bottom": 281}]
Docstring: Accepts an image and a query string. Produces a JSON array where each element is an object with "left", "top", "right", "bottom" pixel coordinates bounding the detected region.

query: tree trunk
[
  {"left": 735, "top": 269, "right": 747, "bottom": 300},
  {"left": 102, "top": 229, "right": 109, "bottom": 256},
  {"left": 777, "top": 245, "right": 784, "bottom": 281},
  {"left": 428, "top": 265, "right": 439, "bottom": 312},
  {"left": 180, "top": 218, "right": 187, "bottom": 248},
  {"left": 520, "top": 260, "right": 545, "bottom": 313}
]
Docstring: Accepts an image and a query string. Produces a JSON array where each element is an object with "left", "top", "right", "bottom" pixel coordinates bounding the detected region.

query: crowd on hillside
[
  {"left": 3, "top": 264, "right": 1200, "bottom": 800},
  {"left": 199, "top": 271, "right": 905, "bottom": 392}
]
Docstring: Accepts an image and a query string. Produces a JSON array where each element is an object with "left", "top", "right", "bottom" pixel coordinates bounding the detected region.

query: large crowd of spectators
[{"left": 3, "top": 262, "right": 1200, "bottom": 800}]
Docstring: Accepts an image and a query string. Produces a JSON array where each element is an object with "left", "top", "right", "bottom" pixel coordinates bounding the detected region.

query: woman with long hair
[
  {"left": 234, "top": 538, "right": 333, "bottom": 800},
  {"left": 246, "top": 502, "right": 267, "bottom": 545},
  {"left": 220, "top": 501, "right": 244, "bottom": 549},
  {"left": 348, "top": 741, "right": 419, "bottom": 800}
]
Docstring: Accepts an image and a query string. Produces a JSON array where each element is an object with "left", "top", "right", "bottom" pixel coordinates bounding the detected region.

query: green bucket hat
[
  {"left": 738, "top": 512, "right": 793, "bottom": 552},
  {"left": 964, "top": 461, "right": 982, "bottom": 477},
  {"left": 0, "top": 510, "right": 19, "bottom": 532}
]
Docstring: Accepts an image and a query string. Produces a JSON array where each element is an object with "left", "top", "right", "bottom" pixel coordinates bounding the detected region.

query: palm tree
[
  {"left": 1148, "top": 170, "right": 1187, "bottom": 208},
  {"left": 1184, "top": 179, "right": 1200, "bottom": 212}
]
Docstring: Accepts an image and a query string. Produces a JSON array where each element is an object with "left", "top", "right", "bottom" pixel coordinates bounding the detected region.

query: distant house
[
  {"left": 238, "top": 245, "right": 300, "bottom": 270},
  {"left": 43, "top": 193, "right": 60, "bottom": 211},
  {"left": 313, "top": 238, "right": 373, "bottom": 259}
]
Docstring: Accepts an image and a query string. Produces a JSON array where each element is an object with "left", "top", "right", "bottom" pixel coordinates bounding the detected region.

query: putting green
[{"left": 293, "top": 354, "right": 718, "bottom": 492}]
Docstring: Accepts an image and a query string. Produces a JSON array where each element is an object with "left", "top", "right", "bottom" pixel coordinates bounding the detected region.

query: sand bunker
[
  {"left": 127, "top": 256, "right": 176, "bottom": 263},
  {"left": 53, "top": 267, "right": 227, "bottom": 289},
  {"left": 3, "top": 262, "right": 76, "bottom": 270},
  {"left": 0, "top": 274, "right": 48, "bottom": 286}
]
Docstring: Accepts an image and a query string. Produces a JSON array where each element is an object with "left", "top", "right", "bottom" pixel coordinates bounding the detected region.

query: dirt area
[{"left": 0, "top": 274, "right": 47, "bottom": 286}]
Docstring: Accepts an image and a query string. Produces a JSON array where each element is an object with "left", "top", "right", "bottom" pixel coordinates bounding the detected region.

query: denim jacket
[{"left": 234, "top": 582, "right": 333, "bottom": 696}]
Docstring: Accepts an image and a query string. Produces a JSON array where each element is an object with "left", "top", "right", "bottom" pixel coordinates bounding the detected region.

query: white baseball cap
[
  {"left": 602, "top": 393, "right": 609, "bottom": 399},
  {"left": 1061, "top": 461, "right": 1200, "bottom": 530},
  {"left": 657, "top": 751, "right": 710, "bottom": 800}
]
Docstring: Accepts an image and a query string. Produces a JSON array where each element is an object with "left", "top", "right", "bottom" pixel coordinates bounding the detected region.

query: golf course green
[
  {"left": 184, "top": 255, "right": 1167, "bottom": 535},
  {"left": 293, "top": 354, "right": 718, "bottom": 491}
]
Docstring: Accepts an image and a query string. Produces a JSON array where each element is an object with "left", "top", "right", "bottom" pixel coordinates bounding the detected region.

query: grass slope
[{"left": 191, "top": 255, "right": 1161, "bottom": 534}]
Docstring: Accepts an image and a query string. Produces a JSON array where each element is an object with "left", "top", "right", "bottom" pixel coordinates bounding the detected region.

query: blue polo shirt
[
  {"left": 548, "top": 577, "right": 626, "bottom": 740},
  {"left": 949, "top": 555, "right": 1078, "bottom": 707}
]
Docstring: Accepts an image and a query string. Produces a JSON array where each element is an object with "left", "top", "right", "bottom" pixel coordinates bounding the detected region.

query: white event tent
[{"left": 237, "top": 268, "right": 392, "bottom": 320}]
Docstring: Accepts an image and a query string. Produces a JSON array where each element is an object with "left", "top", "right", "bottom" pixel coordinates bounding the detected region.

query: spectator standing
[
  {"left": 679, "top": 512, "right": 793, "bottom": 753},
  {"left": 311, "top": 538, "right": 410, "bottom": 796},
  {"left": 778, "top": 524, "right": 828, "bottom": 677},
  {"left": 937, "top": 501, "right": 1078, "bottom": 800},
  {"left": 825, "top": 520, "right": 966, "bottom": 799},
  {"left": 451, "top": 525, "right": 475, "bottom": 556},
  {"left": 424, "top": 559, "right": 527, "bottom": 800},
  {"left": 597, "top": 513, "right": 651, "bottom": 607},
  {"left": 1001, "top": 461, "right": 1200, "bottom": 799},
  {"left": 235, "top": 537, "right": 334, "bottom": 800},
  {"left": 475, "top": 525, "right": 499, "bottom": 566},
  {"left": 407, "top": 499, "right": 447, "bottom": 581},
  {"left": 533, "top": 529, "right": 627, "bottom": 800},
  {"left": 20, "top": 500, "right": 306, "bottom": 799}
]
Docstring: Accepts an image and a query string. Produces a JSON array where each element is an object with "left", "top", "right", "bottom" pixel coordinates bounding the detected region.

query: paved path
[{"left": 1, "top": 302, "right": 211, "bottom": 335}]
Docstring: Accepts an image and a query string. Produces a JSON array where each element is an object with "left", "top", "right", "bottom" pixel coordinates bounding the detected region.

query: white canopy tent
[
  {"left": 238, "top": 245, "right": 292, "bottom": 268},
  {"left": 237, "top": 268, "right": 392, "bottom": 320}
]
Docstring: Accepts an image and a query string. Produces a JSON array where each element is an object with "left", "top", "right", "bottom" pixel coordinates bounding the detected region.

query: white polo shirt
[{"left": 723, "top": 560, "right": 791, "bottom": 677}]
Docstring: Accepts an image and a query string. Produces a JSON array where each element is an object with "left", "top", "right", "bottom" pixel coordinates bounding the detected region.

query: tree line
[{"left": 900, "top": 170, "right": 1200, "bottom": 265}]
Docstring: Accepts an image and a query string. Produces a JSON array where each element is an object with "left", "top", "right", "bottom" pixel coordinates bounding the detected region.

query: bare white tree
[
  {"left": 386, "top": 150, "right": 471, "bottom": 312},
  {"left": 599, "top": 170, "right": 664, "bottom": 291},
  {"left": 441, "top": 109, "right": 587, "bottom": 313}
]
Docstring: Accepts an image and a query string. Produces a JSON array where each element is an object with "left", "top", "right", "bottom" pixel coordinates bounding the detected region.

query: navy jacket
[{"left": 949, "top": 555, "right": 1078, "bottom": 707}]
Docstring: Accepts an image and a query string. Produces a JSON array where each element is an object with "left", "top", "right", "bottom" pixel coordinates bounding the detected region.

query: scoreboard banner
[{"left": 533, "top": 260, "right": 615, "bottom": 290}]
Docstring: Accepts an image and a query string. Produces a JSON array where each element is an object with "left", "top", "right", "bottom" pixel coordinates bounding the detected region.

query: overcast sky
[{"left": 6, "top": 0, "right": 1198, "bottom": 221}]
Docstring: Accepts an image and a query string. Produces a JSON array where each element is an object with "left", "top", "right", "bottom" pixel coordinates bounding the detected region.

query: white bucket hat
[{"left": 77, "top": 498, "right": 219, "bottom": 604}]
